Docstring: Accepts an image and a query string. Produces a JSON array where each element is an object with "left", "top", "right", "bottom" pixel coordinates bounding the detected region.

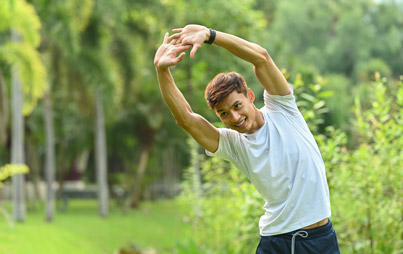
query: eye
[
  {"left": 220, "top": 112, "right": 228, "bottom": 118},
  {"left": 234, "top": 103, "right": 242, "bottom": 109}
]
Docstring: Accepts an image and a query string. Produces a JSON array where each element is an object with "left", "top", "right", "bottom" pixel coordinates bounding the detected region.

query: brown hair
[{"left": 205, "top": 72, "right": 248, "bottom": 109}]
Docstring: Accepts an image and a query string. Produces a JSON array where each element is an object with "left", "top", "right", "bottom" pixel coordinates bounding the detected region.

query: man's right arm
[{"left": 154, "top": 33, "right": 219, "bottom": 153}]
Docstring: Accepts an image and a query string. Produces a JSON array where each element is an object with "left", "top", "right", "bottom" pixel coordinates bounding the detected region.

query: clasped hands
[{"left": 154, "top": 25, "right": 210, "bottom": 69}]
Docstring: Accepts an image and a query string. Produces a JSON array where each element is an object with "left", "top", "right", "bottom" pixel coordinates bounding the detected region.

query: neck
[{"left": 248, "top": 107, "right": 264, "bottom": 134}]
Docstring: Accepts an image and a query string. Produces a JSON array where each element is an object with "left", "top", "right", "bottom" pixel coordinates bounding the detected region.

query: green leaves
[
  {"left": 179, "top": 72, "right": 403, "bottom": 253},
  {"left": 0, "top": 0, "right": 42, "bottom": 47},
  {"left": 0, "top": 163, "right": 29, "bottom": 186},
  {"left": 0, "top": 41, "right": 46, "bottom": 115},
  {"left": 0, "top": 0, "right": 47, "bottom": 116},
  {"left": 293, "top": 73, "right": 330, "bottom": 133},
  {"left": 329, "top": 76, "right": 403, "bottom": 252}
]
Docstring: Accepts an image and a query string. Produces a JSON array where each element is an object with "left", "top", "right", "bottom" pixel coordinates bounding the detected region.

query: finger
[
  {"left": 176, "top": 38, "right": 185, "bottom": 46},
  {"left": 190, "top": 43, "right": 201, "bottom": 59},
  {"left": 180, "top": 46, "right": 192, "bottom": 56},
  {"left": 175, "top": 45, "right": 192, "bottom": 52},
  {"left": 171, "top": 45, "right": 191, "bottom": 57},
  {"left": 169, "top": 39, "right": 177, "bottom": 45},
  {"left": 163, "top": 32, "right": 169, "bottom": 44},
  {"left": 175, "top": 52, "right": 186, "bottom": 63},
  {"left": 168, "top": 33, "right": 181, "bottom": 42},
  {"left": 172, "top": 28, "right": 183, "bottom": 33},
  {"left": 181, "top": 38, "right": 192, "bottom": 46}
]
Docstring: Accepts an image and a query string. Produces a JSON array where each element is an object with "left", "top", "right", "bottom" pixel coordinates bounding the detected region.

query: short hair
[{"left": 205, "top": 72, "right": 248, "bottom": 109}]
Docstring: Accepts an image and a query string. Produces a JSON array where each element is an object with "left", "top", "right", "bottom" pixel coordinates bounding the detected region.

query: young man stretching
[{"left": 154, "top": 24, "right": 340, "bottom": 254}]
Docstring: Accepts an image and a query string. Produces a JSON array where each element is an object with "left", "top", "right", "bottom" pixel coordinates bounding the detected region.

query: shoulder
[
  {"left": 206, "top": 127, "right": 245, "bottom": 160},
  {"left": 263, "top": 84, "right": 300, "bottom": 116},
  {"left": 264, "top": 84, "right": 295, "bottom": 101},
  {"left": 218, "top": 127, "right": 242, "bottom": 141}
]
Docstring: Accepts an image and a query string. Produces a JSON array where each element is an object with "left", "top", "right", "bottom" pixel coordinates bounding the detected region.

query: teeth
[{"left": 235, "top": 119, "right": 245, "bottom": 127}]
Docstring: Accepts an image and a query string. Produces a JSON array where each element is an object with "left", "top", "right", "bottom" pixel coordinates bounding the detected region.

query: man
[{"left": 154, "top": 24, "right": 340, "bottom": 254}]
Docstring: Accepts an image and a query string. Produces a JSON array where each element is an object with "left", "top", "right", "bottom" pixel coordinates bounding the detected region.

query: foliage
[
  {"left": 179, "top": 74, "right": 403, "bottom": 253},
  {"left": 0, "top": 163, "right": 29, "bottom": 227},
  {"left": 0, "top": 0, "right": 402, "bottom": 251},
  {"left": 268, "top": 0, "right": 403, "bottom": 79},
  {"left": 291, "top": 72, "right": 333, "bottom": 133},
  {"left": 325, "top": 75, "right": 403, "bottom": 253},
  {"left": 179, "top": 154, "right": 261, "bottom": 254},
  {"left": 179, "top": 74, "right": 333, "bottom": 253},
  {"left": 0, "top": 164, "right": 29, "bottom": 187},
  {"left": 0, "top": 0, "right": 47, "bottom": 115}
]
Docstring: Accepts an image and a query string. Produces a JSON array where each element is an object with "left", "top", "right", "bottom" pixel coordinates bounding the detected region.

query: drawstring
[{"left": 291, "top": 230, "right": 308, "bottom": 254}]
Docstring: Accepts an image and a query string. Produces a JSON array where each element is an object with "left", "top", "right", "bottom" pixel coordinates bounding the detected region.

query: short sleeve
[
  {"left": 206, "top": 128, "right": 242, "bottom": 163},
  {"left": 264, "top": 84, "right": 300, "bottom": 116}
]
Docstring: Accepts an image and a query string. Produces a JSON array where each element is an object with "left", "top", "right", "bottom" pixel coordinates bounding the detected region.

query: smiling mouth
[{"left": 234, "top": 118, "right": 246, "bottom": 128}]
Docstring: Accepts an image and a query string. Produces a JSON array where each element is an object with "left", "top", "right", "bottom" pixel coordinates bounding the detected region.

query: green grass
[{"left": 0, "top": 199, "right": 192, "bottom": 254}]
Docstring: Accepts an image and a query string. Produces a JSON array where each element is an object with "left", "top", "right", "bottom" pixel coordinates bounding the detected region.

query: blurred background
[{"left": 0, "top": 0, "right": 402, "bottom": 253}]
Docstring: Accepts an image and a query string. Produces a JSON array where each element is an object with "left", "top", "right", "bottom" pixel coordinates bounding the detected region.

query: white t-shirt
[{"left": 206, "top": 85, "right": 331, "bottom": 236}]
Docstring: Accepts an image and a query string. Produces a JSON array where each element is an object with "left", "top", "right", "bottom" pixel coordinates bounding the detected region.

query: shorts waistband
[{"left": 274, "top": 220, "right": 333, "bottom": 240}]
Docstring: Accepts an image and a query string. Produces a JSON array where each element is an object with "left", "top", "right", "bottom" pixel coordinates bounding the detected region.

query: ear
[{"left": 247, "top": 88, "right": 255, "bottom": 103}]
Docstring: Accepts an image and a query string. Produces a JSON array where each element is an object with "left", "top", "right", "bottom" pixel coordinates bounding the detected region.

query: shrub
[{"left": 177, "top": 74, "right": 403, "bottom": 253}]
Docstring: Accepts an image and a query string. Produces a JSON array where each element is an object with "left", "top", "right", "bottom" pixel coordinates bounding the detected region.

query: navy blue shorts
[{"left": 256, "top": 220, "right": 340, "bottom": 254}]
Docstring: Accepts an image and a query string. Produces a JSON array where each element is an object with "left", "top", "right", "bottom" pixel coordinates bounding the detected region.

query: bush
[
  {"left": 326, "top": 76, "right": 403, "bottom": 253},
  {"left": 177, "top": 75, "right": 403, "bottom": 253}
]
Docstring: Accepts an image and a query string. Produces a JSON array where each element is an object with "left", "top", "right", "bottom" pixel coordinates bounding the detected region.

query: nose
[{"left": 230, "top": 111, "right": 241, "bottom": 123}]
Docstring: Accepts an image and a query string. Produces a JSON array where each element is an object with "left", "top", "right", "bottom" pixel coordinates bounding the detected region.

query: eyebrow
[{"left": 216, "top": 100, "right": 240, "bottom": 113}]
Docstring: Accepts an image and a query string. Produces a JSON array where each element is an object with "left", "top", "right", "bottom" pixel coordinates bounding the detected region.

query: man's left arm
[{"left": 170, "top": 25, "right": 290, "bottom": 96}]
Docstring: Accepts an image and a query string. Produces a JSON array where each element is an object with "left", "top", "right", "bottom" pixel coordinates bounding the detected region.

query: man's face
[{"left": 214, "top": 89, "right": 260, "bottom": 133}]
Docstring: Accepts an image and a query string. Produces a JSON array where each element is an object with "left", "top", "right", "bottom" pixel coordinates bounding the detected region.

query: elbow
[
  {"left": 176, "top": 119, "right": 186, "bottom": 129},
  {"left": 253, "top": 44, "right": 272, "bottom": 65},
  {"left": 175, "top": 112, "right": 200, "bottom": 132},
  {"left": 175, "top": 113, "right": 193, "bottom": 130}
]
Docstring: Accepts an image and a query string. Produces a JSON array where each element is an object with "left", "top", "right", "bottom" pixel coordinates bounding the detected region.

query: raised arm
[
  {"left": 154, "top": 32, "right": 220, "bottom": 153},
  {"left": 170, "top": 25, "right": 290, "bottom": 96}
]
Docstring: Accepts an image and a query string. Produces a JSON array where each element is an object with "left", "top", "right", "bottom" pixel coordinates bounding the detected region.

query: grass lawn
[{"left": 0, "top": 199, "right": 192, "bottom": 254}]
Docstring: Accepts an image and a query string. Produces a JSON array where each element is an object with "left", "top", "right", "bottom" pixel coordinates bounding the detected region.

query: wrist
[
  {"left": 155, "top": 65, "right": 169, "bottom": 72},
  {"left": 204, "top": 28, "right": 216, "bottom": 44}
]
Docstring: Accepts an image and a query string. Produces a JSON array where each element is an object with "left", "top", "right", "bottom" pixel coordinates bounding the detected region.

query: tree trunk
[
  {"left": 26, "top": 135, "right": 41, "bottom": 210},
  {"left": 185, "top": 63, "right": 202, "bottom": 218},
  {"left": 0, "top": 69, "right": 9, "bottom": 166},
  {"left": 44, "top": 91, "right": 55, "bottom": 222},
  {"left": 128, "top": 146, "right": 151, "bottom": 209},
  {"left": 0, "top": 69, "right": 9, "bottom": 148},
  {"left": 95, "top": 90, "right": 109, "bottom": 217},
  {"left": 11, "top": 29, "right": 26, "bottom": 222},
  {"left": 162, "top": 145, "right": 177, "bottom": 198},
  {"left": 189, "top": 138, "right": 202, "bottom": 218}
]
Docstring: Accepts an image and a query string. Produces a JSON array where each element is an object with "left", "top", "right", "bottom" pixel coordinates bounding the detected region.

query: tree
[
  {"left": 0, "top": 0, "right": 46, "bottom": 222},
  {"left": 0, "top": 69, "right": 9, "bottom": 157},
  {"left": 0, "top": 164, "right": 29, "bottom": 227},
  {"left": 69, "top": 0, "right": 130, "bottom": 216},
  {"left": 268, "top": 0, "right": 403, "bottom": 79},
  {"left": 30, "top": 0, "right": 94, "bottom": 220},
  {"left": 43, "top": 90, "right": 55, "bottom": 221},
  {"left": 320, "top": 75, "right": 403, "bottom": 253},
  {"left": 10, "top": 29, "right": 26, "bottom": 222}
]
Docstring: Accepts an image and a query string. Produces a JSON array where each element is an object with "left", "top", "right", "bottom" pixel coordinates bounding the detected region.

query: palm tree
[
  {"left": 43, "top": 90, "right": 55, "bottom": 221},
  {"left": 0, "top": 0, "right": 46, "bottom": 222},
  {"left": 31, "top": 0, "right": 100, "bottom": 220},
  {"left": 11, "top": 29, "right": 26, "bottom": 222},
  {"left": 69, "top": 1, "right": 127, "bottom": 216},
  {"left": 94, "top": 89, "right": 108, "bottom": 217},
  {"left": 32, "top": 0, "right": 85, "bottom": 222},
  {"left": 0, "top": 69, "right": 9, "bottom": 152}
]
